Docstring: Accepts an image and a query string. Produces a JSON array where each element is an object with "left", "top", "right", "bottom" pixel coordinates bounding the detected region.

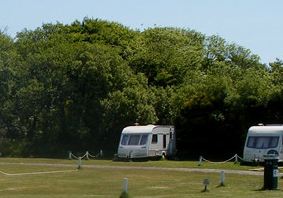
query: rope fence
[
  {"left": 198, "top": 154, "right": 244, "bottom": 166},
  {"left": 68, "top": 150, "right": 103, "bottom": 160},
  {"left": 0, "top": 169, "right": 77, "bottom": 176}
]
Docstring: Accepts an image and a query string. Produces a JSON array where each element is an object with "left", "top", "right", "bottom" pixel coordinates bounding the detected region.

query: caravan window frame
[
  {"left": 121, "top": 134, "right": 149, "bottom": 146},
  {"left": 247, "top": 136, "right": 279, "bottom": 149}
]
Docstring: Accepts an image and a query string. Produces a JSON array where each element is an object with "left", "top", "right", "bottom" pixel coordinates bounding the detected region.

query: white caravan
[
  {"left": 243, "top": 125, "right": 283, "bottom": 162},
  {"left": 117, "top": 125, "right": 176, "bottom": 159}
]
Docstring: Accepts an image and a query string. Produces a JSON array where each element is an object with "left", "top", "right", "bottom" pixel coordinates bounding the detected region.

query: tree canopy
[{"left": 0, "top": 18, "right": 282, "bottom": 158}]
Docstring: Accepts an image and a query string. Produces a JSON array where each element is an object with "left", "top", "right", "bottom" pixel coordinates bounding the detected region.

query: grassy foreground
[{"left": 0, "top": 158, "right": 281, "bottom": 197}]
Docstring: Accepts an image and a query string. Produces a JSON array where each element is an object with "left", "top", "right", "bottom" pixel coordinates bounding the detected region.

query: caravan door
[{"left": 148, "top": 133, "right": 163, "bottom": 157}]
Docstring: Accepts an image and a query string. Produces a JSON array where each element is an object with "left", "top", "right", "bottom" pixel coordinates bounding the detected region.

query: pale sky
[{"left": 0, "top": 0, "right": 282, "bottom": 64}]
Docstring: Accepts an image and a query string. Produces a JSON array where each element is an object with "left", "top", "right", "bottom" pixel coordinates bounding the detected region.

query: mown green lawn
[{"left": 0, "top": 158, "right": 281, "bottom": 197}]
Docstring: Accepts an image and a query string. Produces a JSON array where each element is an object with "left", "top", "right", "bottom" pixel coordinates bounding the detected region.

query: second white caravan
[
  {"left": 117, "top": 125, "right": 176, "bottom": 160},
  {"left": 243, "top": 125, "right": 283, "bottom": 162}
]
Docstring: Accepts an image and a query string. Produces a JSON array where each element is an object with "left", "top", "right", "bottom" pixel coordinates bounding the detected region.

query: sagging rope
[
  {"left": 0, "top": 169, "right": 77, "bottom": 176},
  {"left": 68, "top": 150, "right": 103, "bottom": 160},
  {"left": 198, "top": 154, "right": 244, "bottom": 166}
]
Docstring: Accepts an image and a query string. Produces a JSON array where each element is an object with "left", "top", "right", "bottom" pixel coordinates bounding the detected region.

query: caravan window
[
  {"left": 247, "top": 136, "right": 279, "bottom": 149},
  {"left": 140, "top": 135, "right": 148, "bottom": 145},
  {"left": 128, "top": 135, "right": 141, "bottom": 145},
  {"left": 152, "top": 134, "right": 158, "bottom": 144},
  {"left": 121, "top": 134, "right": 149, "bottom": 145},
  {"left": 121, "top": 135, "right": 129, "bottom": 145}
]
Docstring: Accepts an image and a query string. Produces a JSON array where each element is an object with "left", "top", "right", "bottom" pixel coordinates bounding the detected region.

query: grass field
[{"left": 0, "top": 158, "right": 281, "bottom": 197}]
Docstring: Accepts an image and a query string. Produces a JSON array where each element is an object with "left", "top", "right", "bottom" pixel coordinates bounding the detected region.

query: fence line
[
  {"left": 0, "top": 169, "right": 77, "bottom": 176},
  {"left": 198, "top": 154, "right": 244, "bottom": 166},
  {"left": 69, "top": 151, "right": 244, "bottom": 166},
  {"left": 68, "top": 150, "right": 103, "bottom": 160}
]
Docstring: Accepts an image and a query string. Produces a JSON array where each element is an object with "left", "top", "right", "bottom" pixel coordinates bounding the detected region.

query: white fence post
[
  {"left": 220, "top": 170, "right": 225, "bottom": 186},
  {"left": 86, "top": 151, "right": 89, "bottom": 160},
  {"left": 198, "top": 156, "right": 203, "bottom": 166},
  {"left": 234, "top": 154, "right": 238, "bottom": 164},
  {"left": 77, "top": 157, "right": 82, "bottom": 169},
  {"left": 123, "top": 178, "right": 128, "bottom": 193}
]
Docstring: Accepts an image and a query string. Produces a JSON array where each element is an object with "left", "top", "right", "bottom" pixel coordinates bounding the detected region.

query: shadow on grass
[{"left": 253, "top": 187, "right": 282, "bottom": 191}]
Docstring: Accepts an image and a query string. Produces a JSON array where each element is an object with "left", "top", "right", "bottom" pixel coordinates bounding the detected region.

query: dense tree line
[{"left": 0, "top": 18, "right": 282, "bottom": 158}]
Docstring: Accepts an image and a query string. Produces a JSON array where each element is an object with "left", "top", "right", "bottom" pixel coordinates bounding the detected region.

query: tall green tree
[{"left": 129, "top": 28, "right": 204, "bottom": 86}]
